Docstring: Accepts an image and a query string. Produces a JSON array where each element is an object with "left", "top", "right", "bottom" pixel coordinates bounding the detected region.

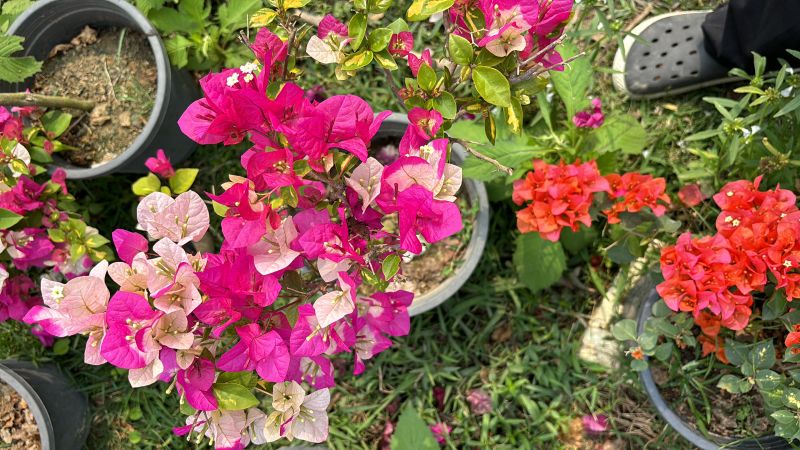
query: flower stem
[
  {"left": 453, "top": 138, "right": 513, "bottom": 176},
  {"left": 0, "top": 92, "right": 95, "bottom": 112}
]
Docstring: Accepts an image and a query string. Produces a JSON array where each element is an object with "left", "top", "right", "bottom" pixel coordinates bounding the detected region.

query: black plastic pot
[
  {"left": 0, "top": 360, "right": 90, "bottom": 450},
  {"left": 0, "top": 0, "right": 199, "bottom": 179},
  {"left": 636, "top": 288, "right": 792, "bottom": 450},
  {"left": 376, "top": 113, "right": 490, "bottom": 316}
]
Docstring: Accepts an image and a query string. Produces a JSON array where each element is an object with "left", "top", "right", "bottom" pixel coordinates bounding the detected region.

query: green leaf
[
  {"left": 165, "top": 35, "right": 192, "bottom": 69},
  {"left": 148, "top": 7, "right": 202, "bottom": 33},
  {"left": 724, "top": 340, "right": 750, "bottom": 366},
  {"left": 168, "top": 168, "right": 198, "bottom": 194},
  {"left": 132, "top": 173, "right": 162, "bottom": 197},
  {"left": 52, "top": 339, "right": 69, "bottom": 356},
  {"left": 48, "top": 228, "right": 66, "bottom": 243},
  {"left": 386, "top": 18, "right": 409, "bottom": 33},
  {"left": 653, "top": 342, "right": 673, "bottom": 361},
  {"left": 0, "top": 35, "right": 41, "bottom": 83},
  {"left": 407, "top": 0, "right": 455, "bottom": 21},
  {"left": 349, "top": 13, "right": 368, "bottom": 50},
  {"left": 86, "top": 234, "right": 110, "bottom": 249},
  {"left": 784, "top": 387, "right": 800, "bottom": 410},
  {"left": 473, "top": 66, "right": 511, "bottom": 107},
  {"left": 750, "top": 340, "right": 776, "bottom": 370},
  {"left": 217, "top": 0, "right": 262, "bottom": 31},
  {"left": 391, "top": 404, "right": 440, "bottom": 450},
  {"left": 755, "top": 369, "right": 783, "bottom": 391},
  {"left": 506, "top": 98, "right": 523, "bottom": 134},
  {"left": 0, "top": 208, "right": 23, "bottom": 229},
  {"left": 763, "top": 292, "right": 788, "bottom": 321},
  {"left": 382, "top": 254, "right": 401, "bottom": 281},
  {"left": 216, "top": 371, "right": 257, "bottom": 388},
  {"left": 433, "top": 92, "right": 457, "bottom": 120},
  {"left": 685, "top": 129, "right": 723, "bottom": 141},
  {"left": 513, "top": 233, "right": 566, "bottom": 293},
  {"left": 549, "top": 42, "right": 591, "bottom": 118},
  {"left": 448, "top": 34, "right": 473, "bottom": 65},
  {"left": 368, "top": 28, "right": 393, "bottom": 52},
  {"left": 606, "top": 235, "right": 641, "bottom": 265},
  {"left": 559, "top": 226, "right": 597, "bottom": 254},
  {"left": 718, "top": 374, "right": 753, "bottom": 394},
  {"left": 417, "top": 63, "right": 436, "bottom": 91},
  {"left": 592, "top": 114, "right": 648, "bottom": 155},
  {"left": 631, "top": 359, "right": 649, "bottom": 371},
  {"left": 213, "top": 383, "right": 259, "bottom": 411},
  {"left": 250, "top": 8, "right": 278, "bottom": 27},
  {"left": 771, "top": 410, "right": 796, "bottom": 425},
  {"left": 369, "top": 0, "right": 394, "bottom": 13},
  {"left": 341, "top": 50, "right": 373, "bottom": 71},
  {"left": 40, "top": 110, "right": 72, "bottom": 137},
  {"left": 1, "top": 0, "right": 34, "bottom": 16},
  {"left": 775, "top": 94, "right": 800, "bottom": 118},
  {"left": 280, "top": 186, "right": 299, "bottom": 208},
  {"left": 374, "top": 50, "right": 398, "bottom": 70},
  {"left": 611, "top": 319, "right": 637, "bottom": 342}
]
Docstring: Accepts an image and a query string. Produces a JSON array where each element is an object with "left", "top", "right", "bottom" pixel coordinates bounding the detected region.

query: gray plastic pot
[
  {"left": 0, "top": 360, "right": 90, "bottom": 450},
  {"left": 636, "top": 288, "right": 792, "bottom": 450},
  {"left": 375, "top": 113, "right": 490, "bottom": 316},
  {"left": 0, "top": 0, "right": 199, "bottom": 179}
]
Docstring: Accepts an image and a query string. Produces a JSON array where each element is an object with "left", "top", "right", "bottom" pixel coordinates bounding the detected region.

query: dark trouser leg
[{"left": 702, "top": 0, "right": 800, "bottom": 70}]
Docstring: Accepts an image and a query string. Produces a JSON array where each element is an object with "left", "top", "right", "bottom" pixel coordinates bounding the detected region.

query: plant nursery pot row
[
  {"left": 0, "top": 360, "right": 90, "bottom": 450},
  {"left": 636, "top": 288, "right": 793, "bottom": 450},
  {"left": 0, "top": 0, "right": 199, "bottom": 179}
]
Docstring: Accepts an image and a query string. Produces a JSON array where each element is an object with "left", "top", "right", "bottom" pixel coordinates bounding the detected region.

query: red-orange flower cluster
[
  {"left": 658, "top": 176, "right": 800, "bottom": 332},
  {"left": 512, "top": 160, "right": 670, "bottom": 241},
  {"left": 603, "top": 173, "right": 671, "bottom": 224},
  {"left": 512, "top": 160, "right": 609, "bottom": 241}
]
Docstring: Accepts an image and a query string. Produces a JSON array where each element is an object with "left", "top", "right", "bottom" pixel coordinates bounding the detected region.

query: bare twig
[
  {"left": 510, "top": 51, "right": 587, "bottom": 84},
  {"left": 519, "top": 34, "right": 566, "bottom": 67},
  {"left": 382, "top": 69, "right": 406, "bottom": 111},
  {"left": 293, "top": 10, "right": 323, "bottom": 26},
  {"left": 0, "top": 92, "right": 95, "bottom": 111},
  {"left": 102, "top": 60, "right": 118, "bottom": 103},
  {"left": 454, "top": 139, "right": 513, "bottom": 176}
]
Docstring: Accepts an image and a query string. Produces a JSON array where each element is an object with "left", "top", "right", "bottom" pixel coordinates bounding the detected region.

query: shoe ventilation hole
[
  {"left": 666, "top": 29, "right": 672, "bottom": 34},
  {"left": 682, "top": 24, "right": 691, "bottom": 30},
  {"left": 640, "top": 65, "right": 647, "bottom": 70},
  {"left": 671, "top": 42, "right": 679, "bottom": 47},
  {"left": 643, "top": 51, "right": 650, "bottom": 56},
  {"left": 655, "top": 63, "right": 663, "bottom": 69},
  {"left": 670, "top": 74, "right": 679, "bottom": 79},
  {"left": 654, "top": 75, "right": 662, "bottom": 81},
  {"left": 686, "top": 36, "right": 694, "bottom": 42},
  {"left": 689, "top": 50, "right": 698, "bottom": 55},
  {"left": 690, "top": 70, "right": 699, "bottom": 76},
  {"left": 660, "top": 51, "right": 668, "bottom": 57},
  {"left": 653, "top": 38, "right": 659, "bottom": 43},
  {"left": 676, "top": 60, "right": 684, "bottom": 66}
]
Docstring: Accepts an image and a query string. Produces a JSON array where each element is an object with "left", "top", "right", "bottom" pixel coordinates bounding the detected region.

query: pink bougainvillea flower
[
  {"left": 396, "top": 185, "right": 463, "bottom": 254},
  {"left": 50, "top": 168, "right": 68, "bottom": 194},
  {"left": 289, "top": 95, "right": 392, "bottom": 162},
  {"left": 23, "top": 274, "right": 109, "bottom": 337},
  {"left": 6, "top": 228, "right": 54, "bottom": 271},
  {"left": 399, "top": 108, "right": 443, "bottom": 152},
  {"left": 572, "top": 98, "right": 604, "bottom": 129},
  {"left": 408, "top": 49, "right": 433, "bottom": 77},
  {"left": 478, "top": 23, "right": 527, "bottom": 57},
  {"left": 217, "top": 323, "right": 290, "bottom": 382},
  {"left": 101, "top": 291, "right": 161, "bottom": 369},
  {"left": 250, "top": 216, "right": 300, "bottom": 276},
  {"left": 0, "top": 176, "right": 44, "bottom": 214},
  {"left": 317, "top": 15, "right": 348, "bottom": 40},
  {"left": 177, "top": 358, "right": 218, "bottom": 411},
  {"left": 136, "top": 191, "right": 210, "bottom": 245},
  {"left": 429, "top": 422, "right": 451, "bottom": 445},
  {"left": 252, "top": 28, "right": 288, "bottom": 73},
  {"left": 346, "top": 157, "right": 384, "bottom": 213},
  {"left": 678, "top": 183, "right": 707, "bottom": 207},
  {"left": 314, "top": 272, "right": 358, "bottom": 327},
  {"left": 145, "top": 149, "right": 175, "bottom": 178},
  {"left": 582, "top": 414, "right": 609, "bottom": 436},
  {"left": 466, "top": 389, "right": 493, "bottom": 415},
  {"left": 111, "top": 229, "right": 149, "bottom": 265},
  {"left": 389, "top": 32, "right": 414, "bottom": 57},
  {"left": 243, "top": 148, "right": 298, "bottom": 191}
]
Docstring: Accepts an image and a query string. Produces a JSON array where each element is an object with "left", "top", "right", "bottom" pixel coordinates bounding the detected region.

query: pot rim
[
  {"left": 6, "top": 0, "right": 170, "bottom": 179},
  {"left": 636, "top": 287, "right": 791, "bottom": 449},
  {"left": 0, "top": 362, "right": 55, "bottom": 450},
  {"left": 375, "top": 113, "right": 490, "bottom": 316}
]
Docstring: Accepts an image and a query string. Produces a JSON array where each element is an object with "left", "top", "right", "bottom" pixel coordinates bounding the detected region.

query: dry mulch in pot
[
  {"left": 33, "top": 26, "right": 157, "bottom": 167},
  {"left": 0, "top": 380, "right": 41, "bottom": 450}
]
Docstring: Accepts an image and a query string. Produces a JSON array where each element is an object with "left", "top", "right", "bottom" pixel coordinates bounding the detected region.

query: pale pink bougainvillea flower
[{"left": 136, "top": 191, "right": 210, "bottom": 245}]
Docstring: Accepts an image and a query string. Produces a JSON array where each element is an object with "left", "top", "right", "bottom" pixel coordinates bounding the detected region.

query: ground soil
[
  {"left": 33, "top": 26, "right": 156, "bottom": 167},
  {"left": 0, "top": 380, "right": 41, "bottom": 450}
]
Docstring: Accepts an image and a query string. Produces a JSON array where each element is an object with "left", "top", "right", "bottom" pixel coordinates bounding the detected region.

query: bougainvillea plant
[
  {"left": 0, "top": 122, "right": 111, "bottom": 345},
  {"left": 612, "top": 177, "right": 800, "bottom": 442},
  {"left": 22, "top": 13, "right": 471, "bottom": 444}
]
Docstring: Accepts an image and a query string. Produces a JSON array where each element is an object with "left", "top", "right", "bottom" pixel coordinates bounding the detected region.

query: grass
[{"left": 0, "top": 0, "right": 755, "bottom": 448}]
